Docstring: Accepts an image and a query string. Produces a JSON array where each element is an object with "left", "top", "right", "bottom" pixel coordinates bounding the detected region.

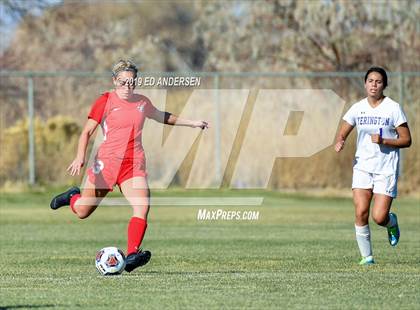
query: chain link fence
[{"left": 0, "top": 70, "right": 418, "bottom": 192}]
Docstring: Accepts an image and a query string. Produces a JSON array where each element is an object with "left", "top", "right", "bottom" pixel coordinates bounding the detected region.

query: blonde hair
[{"left": 112, "top": 59, "right": 138, "bottom": 78}]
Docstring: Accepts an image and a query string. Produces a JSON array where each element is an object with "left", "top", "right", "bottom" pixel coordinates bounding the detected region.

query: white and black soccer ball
[{"left": 95, "top": 247, "right": 126, "bottom": 275}]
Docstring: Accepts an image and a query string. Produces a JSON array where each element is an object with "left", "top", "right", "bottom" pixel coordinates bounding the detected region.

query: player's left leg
[
  {"left": 371, "top": 194, "right": 393, "bottom": 226},
  {"left": 372, "top": 194, "right": 399, "bottom": 246},
  {"left": 119, "top": 176, "right": 152, "bottom": 272},
  {"left": 50, "top": 175, "right": 111, "bottom": 219},
  {"left": 372, "top": 173, "right": 400, "bottom": 246}
]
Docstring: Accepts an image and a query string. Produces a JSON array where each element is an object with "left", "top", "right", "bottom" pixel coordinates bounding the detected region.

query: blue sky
[{"left": 0, "top": 0, "right": 62, "bottom": 53}]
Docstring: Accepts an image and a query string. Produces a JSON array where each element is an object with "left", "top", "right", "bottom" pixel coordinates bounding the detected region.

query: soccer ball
[{"left": 95, "top": 247, "right": 126, "bottom": 275}]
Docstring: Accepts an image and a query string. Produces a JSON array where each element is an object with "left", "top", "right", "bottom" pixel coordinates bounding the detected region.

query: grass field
[{"left": 0, "top": 189, "right": 419, "bottom": 309}]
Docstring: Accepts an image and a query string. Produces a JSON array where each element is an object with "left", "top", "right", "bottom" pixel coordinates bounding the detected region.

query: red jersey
[{"left": 88, "top": 91, "right": 158, "bottom": 160}]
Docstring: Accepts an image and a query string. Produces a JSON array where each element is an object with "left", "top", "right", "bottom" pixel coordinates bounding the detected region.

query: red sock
[
  {"left": 70, "top": 194, "right": 81, "bottom": 214},
  {"left": 127, "top": 217, "right": 147, "bottom": 255}
]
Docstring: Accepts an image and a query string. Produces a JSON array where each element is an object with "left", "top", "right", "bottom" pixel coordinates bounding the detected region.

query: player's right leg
[
  {"left": 353, "top": 180, "right": 375, "bottom": 267},
  {"left": 352, "top": 169, "right": 375, "bottom": 265},
  {"left": 50, "top": 177, "right": 110, "bottom": 219},
  {"left": 353, "top": 188, "right": 374, "bottom": 265}
]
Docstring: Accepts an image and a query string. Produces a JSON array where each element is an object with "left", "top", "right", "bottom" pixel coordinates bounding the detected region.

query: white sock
[
  {"left": 386, "top": 213, "right": 397, "bottom": 228},
  {"left": 355, "top": 224, "right": 373, "bottom": 258}
]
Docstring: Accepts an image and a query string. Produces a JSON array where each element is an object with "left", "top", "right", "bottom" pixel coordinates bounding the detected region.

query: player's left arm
[
  {"left": 371, "top": 123, "right": 412, "bottom": 148},
  {"left": 150, "top": 109, "right": 209, "bottom": 129}
]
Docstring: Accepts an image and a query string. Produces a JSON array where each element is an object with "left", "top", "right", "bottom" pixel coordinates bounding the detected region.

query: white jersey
[{"left": 343, "top": 96, "right": 407, "bottom": 175}]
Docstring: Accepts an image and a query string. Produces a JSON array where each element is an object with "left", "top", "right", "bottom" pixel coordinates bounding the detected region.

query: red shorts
[{"left": 87, "top": 155, "right": 147, "bottom": 191}]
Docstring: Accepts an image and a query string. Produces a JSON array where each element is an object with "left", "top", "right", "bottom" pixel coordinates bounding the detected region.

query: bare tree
[{"left": 0, "top": 0, "right": 53, "bottom": 25}]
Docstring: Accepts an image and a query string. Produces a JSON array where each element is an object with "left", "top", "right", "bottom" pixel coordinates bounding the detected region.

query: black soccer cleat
[
  {"left": 124, "top": 250, "right": 152, "bottom": 273},
  {"left": 50, "top": 186, "right": 80, "bottom": 210}
]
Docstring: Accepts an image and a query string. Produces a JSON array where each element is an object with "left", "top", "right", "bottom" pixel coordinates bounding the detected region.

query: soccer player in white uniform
[{"left": 335, "top": 67, "right": 412, "bottom": 265}]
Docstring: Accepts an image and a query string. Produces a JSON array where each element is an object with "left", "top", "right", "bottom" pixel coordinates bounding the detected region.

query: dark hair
[{"left": 364, "top": 67, "right": 388, "bottom": 89}]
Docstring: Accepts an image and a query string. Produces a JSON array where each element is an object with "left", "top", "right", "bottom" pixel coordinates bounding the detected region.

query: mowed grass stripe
[{"left": 0, "top": 190, "right": 419, "bottom": 309}]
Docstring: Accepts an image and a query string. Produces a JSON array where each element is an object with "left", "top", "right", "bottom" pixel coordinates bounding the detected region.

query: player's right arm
[
  {"left": 67, "top": 119, "right": 100, "bottom": 176},
  {"left": 336, "top": 103, "right": 357, "bottom": 153},
  {"left": 335, "top": 121, "right": 354, "bottom": 153},
  {"left": 67, "top": 93, "right": 108, "bottom": 176}
]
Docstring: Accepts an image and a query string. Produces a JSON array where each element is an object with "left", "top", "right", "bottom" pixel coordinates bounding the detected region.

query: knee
[
  {"left": 74, "top": 206, "right": 94, "bottom": 219},
  {"left": 77, "top": 212, "right": 90, "bottom": 220},
  {"left": 372, "top": 213, "right": 388, "bottom": 226},
  {"left": 132, "top": 205, "right": 149, "bottom": 219},
  {"left": 355, "top": 208, "right": 369, "bottom": 223}
]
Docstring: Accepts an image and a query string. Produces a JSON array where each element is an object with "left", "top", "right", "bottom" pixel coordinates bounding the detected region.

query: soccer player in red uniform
[{"left": 50, "top": 59, "right": 209, "bottom": 272}]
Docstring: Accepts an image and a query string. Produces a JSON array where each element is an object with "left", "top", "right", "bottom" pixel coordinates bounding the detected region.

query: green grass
[{"left": 0, "top": 189, "right": 419, "bottom": 309}]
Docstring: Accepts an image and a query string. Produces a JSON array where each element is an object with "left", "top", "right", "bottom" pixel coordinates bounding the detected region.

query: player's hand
[
  {"left": 334, "top": 140, "right": 345, "bottom": 152},
  {"left": 67, "top": 158, "right": 84, "bottom": 176},
  {"left": 371, "top": 134, "right": 382, "bottom": 144},
  {"left": 192, "top": 120, "right": 210, "bottom": 130}
]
